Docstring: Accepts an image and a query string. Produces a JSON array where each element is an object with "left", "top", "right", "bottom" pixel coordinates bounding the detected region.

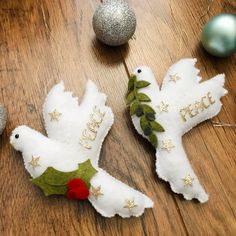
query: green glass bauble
[{"left": 201, "top": 13, "right": 236, "bottom": 57}]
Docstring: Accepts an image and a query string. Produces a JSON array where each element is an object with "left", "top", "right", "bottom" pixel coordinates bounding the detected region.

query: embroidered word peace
[
  {"left": 79, "top": 106, "right": 105, "bottom": 149},
  {"left": 179, "top": 92, "right": 215, "bottom": 122}
]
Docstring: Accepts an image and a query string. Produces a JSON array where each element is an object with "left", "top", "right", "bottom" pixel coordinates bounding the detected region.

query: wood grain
[{"left": 0, "top": 0, "right": 235, "bottom": 235}]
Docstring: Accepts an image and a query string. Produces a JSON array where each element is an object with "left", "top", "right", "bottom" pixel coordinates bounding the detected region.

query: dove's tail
[
  {"left": 155, "top": 133, "right": 209, "bottom": 203},
  {"left": 88, "top": 169, "right": 153, "bottom": 218}
]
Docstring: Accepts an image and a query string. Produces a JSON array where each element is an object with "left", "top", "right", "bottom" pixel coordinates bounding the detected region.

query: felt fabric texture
[
  {"left": 43, "top": 80, "right": 114, "bottom": 167},
  {"left": 130, "top": 58, "right": 227, "bottom": 203},
  {"left": 10, "top": 80, "right": 153, "bottom": 218}
]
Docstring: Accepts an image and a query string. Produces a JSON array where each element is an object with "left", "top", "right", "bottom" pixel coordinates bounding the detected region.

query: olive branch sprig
[{"left": 127, "top": 75, "right": 165, "bottom": 148}]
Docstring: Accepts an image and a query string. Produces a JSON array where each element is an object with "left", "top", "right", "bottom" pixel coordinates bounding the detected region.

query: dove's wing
[
  {"left": 43, "top": 80, "right": 114, "bottom": 164},
  {"left": 89, "top": 169, "right": 153, "bottom": 218},
  {"left": 161, "top": 58, "right": 201, "bottom": 91}
]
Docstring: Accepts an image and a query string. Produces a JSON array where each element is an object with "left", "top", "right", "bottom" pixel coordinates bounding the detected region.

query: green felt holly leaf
[
  {"left": 136, "top": 80, "right": 150, "bottom": 88},
  {"left": 126, "top": 91, "right": 135, "bottom": 104},
  {"left": 150, "top": 121, "right": 165, "bottom": 132},
  {"left": 136, "top": 93, "right": 151, "bottom": 102},
  {"left": 149, "top": 133, "right": 158, "bottom": 148},
  {"left": 142, "top": 104, "right": 156, "bottom": 114},
  {"left": 31, "top": 160, "right": 97, "bottom": 196}
]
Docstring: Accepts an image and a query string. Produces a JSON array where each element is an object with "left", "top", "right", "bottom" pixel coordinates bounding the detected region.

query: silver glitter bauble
[
  {"left": 0, "top": 105, "right": 7, "bottom": 135},
  {"left": 93, "top": 0, "right": 136, "bottom": 46}
]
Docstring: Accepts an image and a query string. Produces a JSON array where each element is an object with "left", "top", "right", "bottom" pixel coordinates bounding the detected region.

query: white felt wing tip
[
  {"left": 223, "top": 89, "right": 228, "bottom": 95},
  {"left": 85, "top": 80, "right": 107, "bottom": 104},
  {"left": 183, "top": 190, "right": 209, "bottom": 203},
  {"left": 144, "top": 196, "right": 154, "bottom": 208},
  {"left": 197, "top": 76, "right": 202, "bottom": 82},
  {"left": 86, "top": 79, "right": 98, "bottom": 90},
  {"left": 198, "top": 192, "right": 209, "bottom": 203},
  {"left": 47, "top": 81, "right": 64, "bottom": 95},
  {"left": 58, "top": 80, "right": 64, "bottom": 87},
  {"left": 213, "top": 73, "right": 225, "bottom": 84},
  {"left": 170, "top": 181, "right": 209, "bottom": 203},
  {"left": 178, "top": 58, "right": 197, "bottom": 64},
  {"left": 211, "top": 74, "right": 228, "bottom": 96},
  {"left": 54, "top": 80, "right": 65, "bottom": 92}
]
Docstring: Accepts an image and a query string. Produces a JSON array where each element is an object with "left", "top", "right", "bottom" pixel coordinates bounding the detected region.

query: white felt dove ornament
[
  {"left": 127, "top": 58, "right": 227, "bottom": 203},
  {"left": 10, "top": 80, "right": 153, "bottom": 218}
]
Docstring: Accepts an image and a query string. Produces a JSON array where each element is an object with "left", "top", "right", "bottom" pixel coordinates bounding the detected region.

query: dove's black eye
[
  {"left": 137, "top": 69, "right": 142, "bottom": 73},
  {"left": 15, "top": 134, "right": 19, "bottom": 139}
]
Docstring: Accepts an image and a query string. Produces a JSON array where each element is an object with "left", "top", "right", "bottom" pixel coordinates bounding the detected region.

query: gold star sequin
[
  {"left": 182, "top": 175, "right": 194, "bottom": 187},
  {"left": 161, "top": 140, "right": 175, "bottom": 152},
  {"left": 157, "top": 101, "right": 169, "bottom": 113},
  {"left": 124, "top": 198, "right": 137, "bottom": 212},
  {"left": 49, "top": 109, "right": 61, "bottom": 121},
  {"left": 29, "top": 156, "right": 40, "bottom": 169},
  {"left": 169, "top": 74, "right": 181, "bottom": 83},
  {"left": 90, "top": 185, "right": 103, "bottom": 200}
]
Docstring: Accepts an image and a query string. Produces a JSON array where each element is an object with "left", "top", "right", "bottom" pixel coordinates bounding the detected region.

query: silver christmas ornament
[
  {"left": 92, "top": 0, "right": 136, "bottom": 46},
  {"left": 0, "top": 105, "right": 7, "bottom": 135}
]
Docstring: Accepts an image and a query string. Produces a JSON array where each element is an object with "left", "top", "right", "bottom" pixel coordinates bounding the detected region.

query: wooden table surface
[{"left": 0, "top": 0, "right": 235, "bottom": 235}]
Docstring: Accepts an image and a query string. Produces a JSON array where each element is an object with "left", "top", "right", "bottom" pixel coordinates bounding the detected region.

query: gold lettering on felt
[
  {"left": 180, "top": 92, "right": 215, "bottom": 122},
  {"left": 79, "top": 106, "right": 105, "bottom": 149}
]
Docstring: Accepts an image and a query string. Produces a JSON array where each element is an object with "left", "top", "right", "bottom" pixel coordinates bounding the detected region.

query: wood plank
[{"left": 0, "top": 0, "right": 187, "bottom": 235}]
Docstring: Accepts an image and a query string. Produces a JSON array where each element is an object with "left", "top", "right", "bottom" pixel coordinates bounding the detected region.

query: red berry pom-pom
[
  {"left": 66, "top": 178, "right": 89, "bottom": 200},
  {"left": 66, "top": 189, "right": 77, "bottom": 199},
  {"left": 67, "top": 178, "right": 87, "bottom": 190}
]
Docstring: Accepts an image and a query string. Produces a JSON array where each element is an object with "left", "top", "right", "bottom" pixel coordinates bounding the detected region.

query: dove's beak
[{"left": 10, "top": 135, "right": 16, "bottom": 148}]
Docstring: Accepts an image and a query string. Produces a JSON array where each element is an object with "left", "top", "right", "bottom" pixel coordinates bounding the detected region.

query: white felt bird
[
  {"left": 10, "top": 80, "right": 153, "bottom": 218},
  {"left": 128, "top": 58, "right": 227, "bottom": 203}
]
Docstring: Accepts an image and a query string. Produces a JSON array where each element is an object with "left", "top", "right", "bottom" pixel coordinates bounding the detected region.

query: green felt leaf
[
  {"left": 126, "top": 91, "right": 135, "bottom": 104},
  {"left": 128, "top": 76, "right": 136, "bottom": 90},
  {"left": 74, "top": 160, "right": 97, "bottom": 188},
  {"left": 126, "top": 77, "right": 165, "bottom": 140},
  {"left": 149, "top": 133, "right": 158, "bottom": 148},
  {"left": 136, "top": 80, "right": 150, "bottom": 88},
  {"left": 140, "top": 115, "right": 149, "bottom": 131},
  {"left": 31, "top": 160, "right": 97, "bottom": 196},
  {"left": 136, "top": 93, "right": 151, "bottom": 102},
  {"left": 150, "top": 121, "right": 165, "bottom": 132},
  {"left": 130, "top": 101, "right": 139, "bottom": 116},
  {"left": 141, "top": 104, "right": 156, "bottom": 114}
]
